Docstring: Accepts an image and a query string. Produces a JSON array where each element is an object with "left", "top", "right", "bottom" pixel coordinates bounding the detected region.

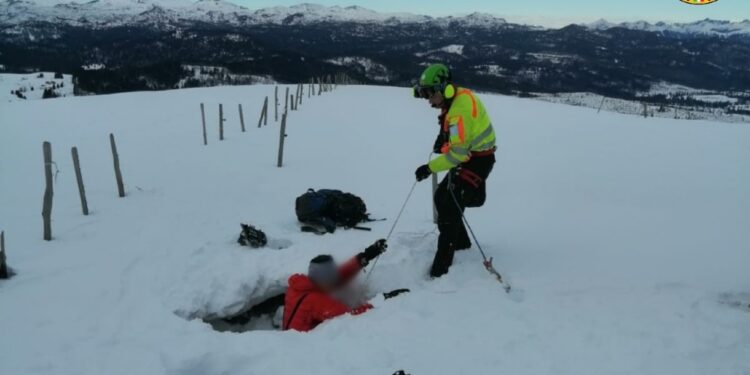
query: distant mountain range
[
  {"left": 0, "top": 0, "right": 508, "bottom": 27},
  {"left": 1, "top": 1, "right": 749, "bottom": 97},
  {"left": 2, "top": 0, "right": 749, "bottom": 34},
  {"left": 587, "top": 18, "right": 750, "bottom": 37}
]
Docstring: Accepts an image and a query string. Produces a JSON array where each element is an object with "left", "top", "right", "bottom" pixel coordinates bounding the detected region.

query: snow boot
[
  {"left": 430, "top": 236, "right": 455, "bottom": 278},
  {"left": 453, "top": 224, "right": 472, "bottom": 251}
]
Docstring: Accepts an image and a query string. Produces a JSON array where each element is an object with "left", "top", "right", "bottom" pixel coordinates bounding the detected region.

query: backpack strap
[{"left": 283, "top": 293, "right": 309, "bottom": 331}]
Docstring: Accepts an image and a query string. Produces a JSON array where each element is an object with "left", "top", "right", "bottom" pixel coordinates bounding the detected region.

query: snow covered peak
[
  {"left": 0, "top": 0, "right": 509, "bottom": 27},
  {"left": 1, "top": 0, "right": 746, "bottom": 35},
  {"left": 456, "top": 12, "right": 507, "bottom": 27},
  {"left": 587, "top": 18, "right": 750, "bottom": 36},
  {"left": 249, "top": 3, "right": 431, "bottom": 25}
]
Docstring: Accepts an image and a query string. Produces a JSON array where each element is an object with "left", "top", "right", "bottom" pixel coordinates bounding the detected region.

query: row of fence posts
[
  {"left": 197, "top": 78, "right": 342, "bottom": 168},
  {"left": 40, "top": 134, "right": 126, "bottom": 242},
  {"left": 1, "top": 76, "right": 353, "bottom": 280}
]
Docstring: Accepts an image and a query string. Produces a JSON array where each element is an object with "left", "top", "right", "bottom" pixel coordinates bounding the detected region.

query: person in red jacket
[{"left": 283, "top": 239, "right": 408, "bottom": 332}]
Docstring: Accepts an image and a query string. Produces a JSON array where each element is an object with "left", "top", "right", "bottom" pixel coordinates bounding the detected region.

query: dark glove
[
  {"left": 415, "top": 164, "right": 432, "bottom": 182},
  {"left": 357, "top": 239, "right": 387, "bottom": 266},
  {"left": 364, "top": 239, "right": 387, "bottom": 260},
  {"left": 383, "top": 288, "right": 410, "bottom": 300}
]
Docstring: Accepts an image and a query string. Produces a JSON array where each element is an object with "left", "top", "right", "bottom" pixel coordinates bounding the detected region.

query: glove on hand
[
  {"left": 383, "top": 288, "right": 411, "bottom": 300},
  {"left": 357, "top": 239, "right": 387, "bottom": 266},
  {"left": 415, "top": 164, "right": 432, "bottom": 182},
  {"left": 364, "top": 239, "right": 387, "bottom": 260}
]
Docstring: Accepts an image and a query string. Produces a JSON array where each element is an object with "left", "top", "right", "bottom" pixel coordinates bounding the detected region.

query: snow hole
[{"left": 202, "top": 293, "right": 286, "bottom": 332}]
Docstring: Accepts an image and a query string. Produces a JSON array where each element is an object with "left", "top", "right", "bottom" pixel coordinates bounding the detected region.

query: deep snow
[{"left": 1, "top": 84, "right": 749, "bottom": 375}]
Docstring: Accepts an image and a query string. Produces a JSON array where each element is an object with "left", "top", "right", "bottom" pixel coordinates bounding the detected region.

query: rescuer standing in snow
[{"left": 413, "top": 64, "right": 497, "bottom": 278}]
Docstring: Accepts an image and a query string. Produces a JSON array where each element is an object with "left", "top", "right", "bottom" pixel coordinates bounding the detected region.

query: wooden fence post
[
  {"left": 239, "top": 104, "right": 246, "bottom": 132},
  {"left": 0, "top": 230, "right": 7, "bottom": 279},
  {"left": 432, "top": 173, "right": 439, "bottom": 224},
  {"left": 298, "top": 84, "right": 303, "bottom": 106},
  {"left": 71, "top": 147, "right": 89, "bottom": 216},
  {"left": 274, "top": 86, "right": 279, "bottom": 122},
  {"left": 219, "top": 104, "right": 224, "bottom": 141},
  {"left": 42, "top": 141, "right": 53, "bottom": 241},
  {"left": 291, "top": 94, "right": 295, "bottom": 111},
  {"left": 284, "top": 87, "right": 290, "bottom": 114},
  {"left": 258, "top": 96, "right": 268, "bottom": 128},
  {"left": 0, "top": 230, "right": 10, "bottom": 279},
  {"left": 200, "top": 103, "right": 207, "bottom": 145},
  {"left": 277, "top": 112, "right": 287, "bottom": 168},
  {"left": 318, "top": 77, "right": 323, "bottom": 96},
  {"left": 110, "top": 134, "right": 125, "bottom": 198},
  {"left": 263, "top": 96, "right": 269, "bottom": 126}
]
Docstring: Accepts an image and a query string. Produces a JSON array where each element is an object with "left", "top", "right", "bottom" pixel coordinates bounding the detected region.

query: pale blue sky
[{"left": 230, "top": 0, "right": 750, "bottom": 26}]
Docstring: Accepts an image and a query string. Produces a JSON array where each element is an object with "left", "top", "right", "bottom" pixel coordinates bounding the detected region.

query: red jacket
[{"left": 283, "top": 256, "right": 373, "bottom": 332}]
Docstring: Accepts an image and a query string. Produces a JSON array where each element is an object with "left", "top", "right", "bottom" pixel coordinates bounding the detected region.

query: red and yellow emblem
[{"left": 680, "top": 0, "right": 719, "bottom": 4}]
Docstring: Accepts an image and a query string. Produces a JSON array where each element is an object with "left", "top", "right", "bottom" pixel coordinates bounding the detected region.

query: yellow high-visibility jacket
[{"left": 428, "top": 88, "right": 496, "bottom": 173}]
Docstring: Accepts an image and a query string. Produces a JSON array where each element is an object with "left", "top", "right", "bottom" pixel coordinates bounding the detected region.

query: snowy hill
[
  {"left": 0, "top": 72, "right": 73, "bottom": 102},
  {"left": 1, "top": 84, "right": 749, "bottom": 375}
]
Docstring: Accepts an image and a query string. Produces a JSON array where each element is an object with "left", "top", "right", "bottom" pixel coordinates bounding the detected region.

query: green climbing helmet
[
  {"left": 419, "top": 63, "right": 452, "bottom": 87},
  {"left": 414, "top": 63, "right": 453, "bottom": 99}
]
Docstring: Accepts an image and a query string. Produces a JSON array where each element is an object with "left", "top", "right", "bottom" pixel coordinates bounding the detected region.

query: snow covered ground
[
  {"left": 1, "top": 84, "right": 749, "bottom": 375},
  {"left": 0, "top": 72, "right": 73, "bottom": 102},
  {"left": 537, "top": 91, "right": 750, "bottom": 123}
]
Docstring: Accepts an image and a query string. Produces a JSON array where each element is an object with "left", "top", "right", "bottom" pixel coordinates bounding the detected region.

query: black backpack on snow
[{"left": 295, "top": 189, "right": 370, "bottom": 233}]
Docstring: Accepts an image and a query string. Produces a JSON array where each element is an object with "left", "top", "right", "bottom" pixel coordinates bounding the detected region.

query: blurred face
[
  {"left": 316, "top": 281, "right": 336, "bottom": 293},
  {"left": 415, "top": 85, "right": 445, "bottom": 109}
]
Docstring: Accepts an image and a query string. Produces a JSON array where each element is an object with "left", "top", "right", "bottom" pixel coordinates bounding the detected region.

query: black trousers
[{"left": 431, "top": 154, "right": 496, "bottom": 278}]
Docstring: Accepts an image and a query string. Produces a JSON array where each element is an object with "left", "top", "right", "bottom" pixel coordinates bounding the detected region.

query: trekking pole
[
  {"left": 365, "top": 180, "right": 418, "bottom": 282},
  {"left": 447, "top": 177, "right": 511, "bottom": 293}
]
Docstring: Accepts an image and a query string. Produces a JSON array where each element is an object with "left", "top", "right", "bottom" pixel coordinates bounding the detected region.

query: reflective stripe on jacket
[{"left": 428, "top": 88, "right": 496, "bottom": 173}]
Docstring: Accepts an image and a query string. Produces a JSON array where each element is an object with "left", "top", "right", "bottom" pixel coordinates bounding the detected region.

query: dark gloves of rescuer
[{"left": 415, "top": 164, "right": 432, "bottom": 182}]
